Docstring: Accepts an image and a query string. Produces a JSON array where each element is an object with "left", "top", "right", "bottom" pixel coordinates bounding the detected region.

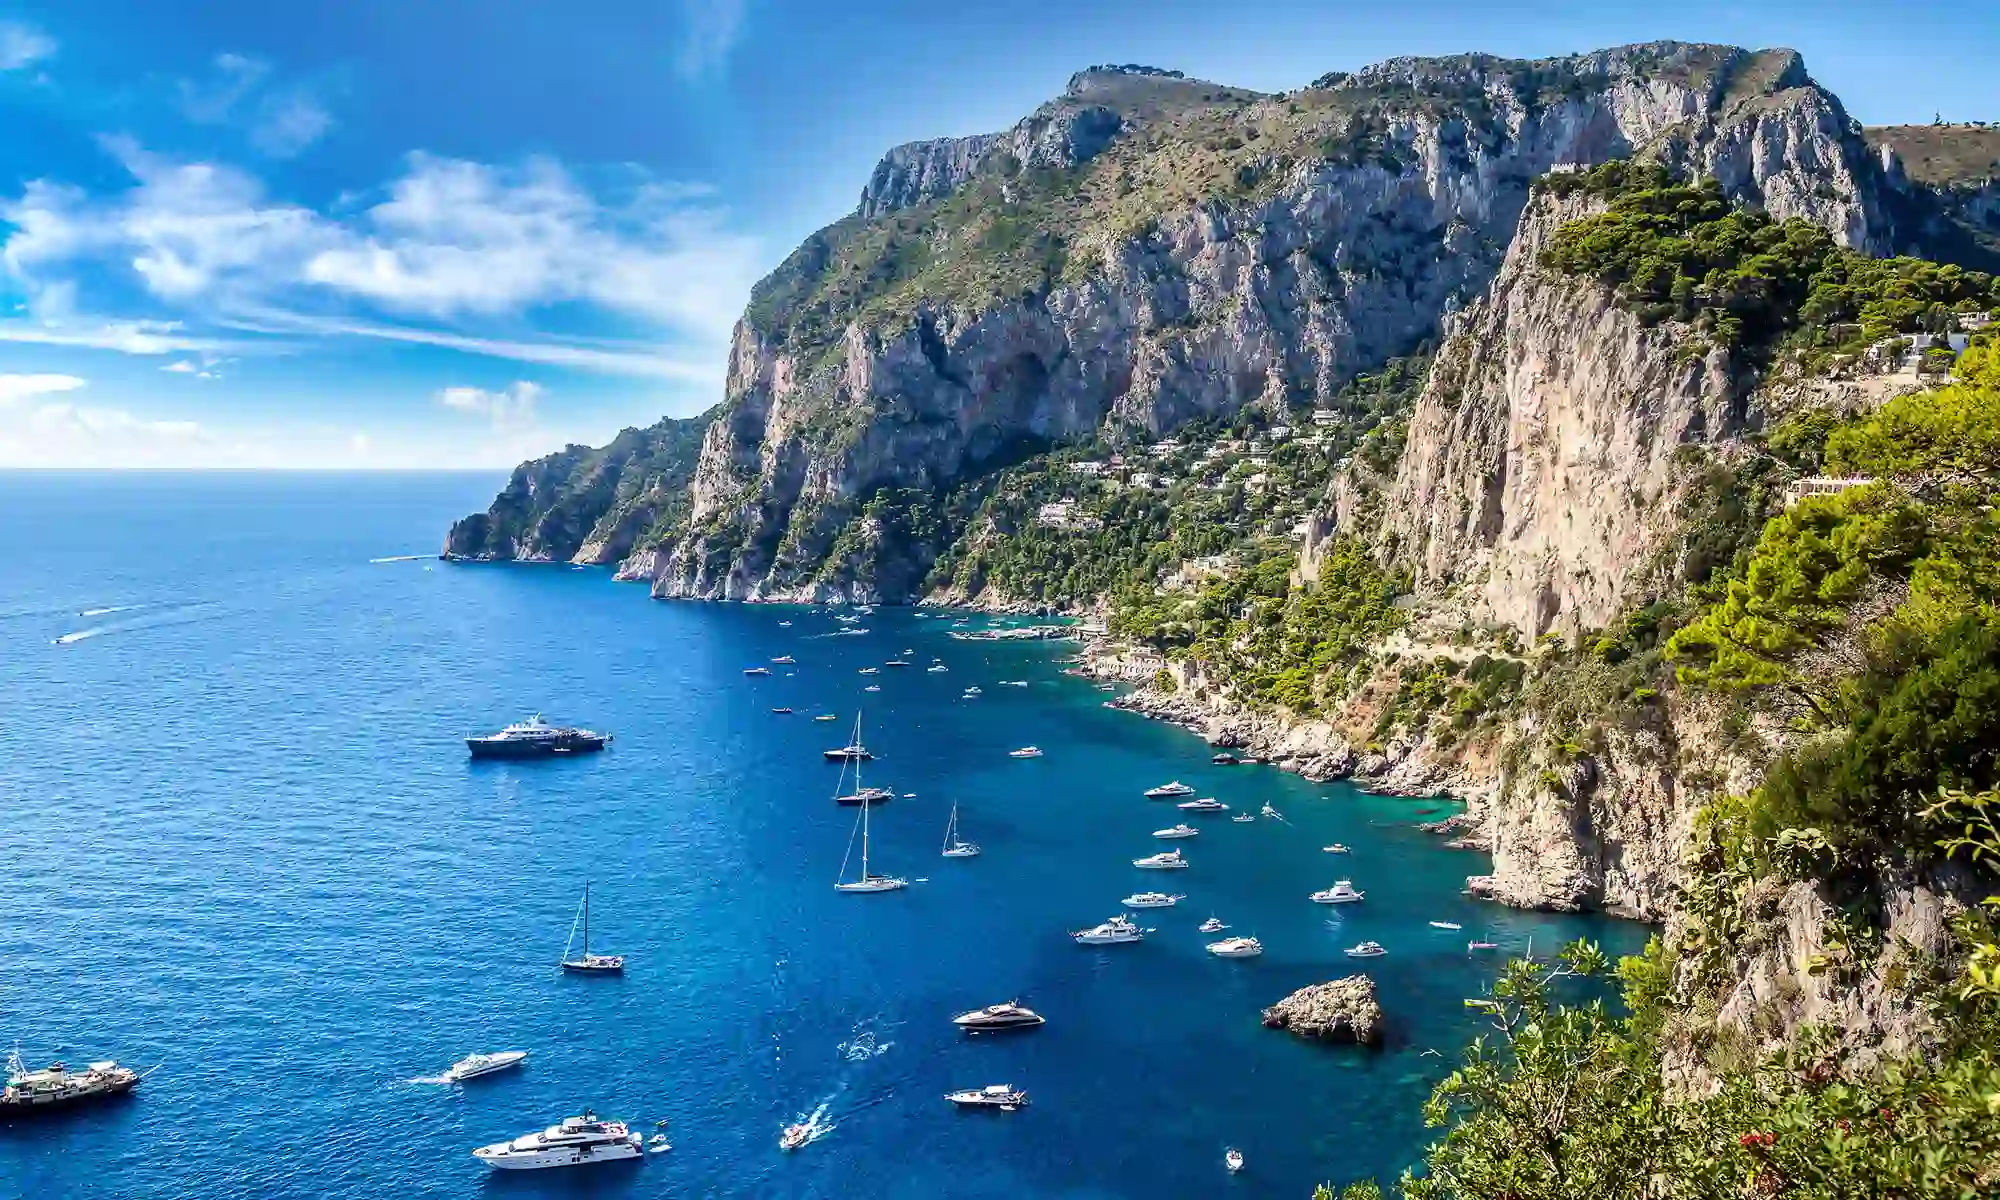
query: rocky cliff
[{"left": 620, "top": 42, "right": 1904, "bottom": 604}]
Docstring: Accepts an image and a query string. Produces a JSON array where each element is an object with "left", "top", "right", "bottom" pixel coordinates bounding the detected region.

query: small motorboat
[
  {"left": 859, "top": 667, "right": 879, "bottom": 675},
  {"left": 1072, "top": 915, "right": 1147, "bottom": 944},
  {"left": 1211, "top": 752, "right": 1239, "bottom": 765},
  {"left": 864, "top": 684, "right": 881, "bottom": 692},
  {"left": 1260, "top": 803, "right": 1281, "bottom": 818},
  {"left": 814, "top": 713, "right": 838, "bottom": 721},
  {"left": 771, "top": 707, "right": 794, "bottom": 715},
  {"left": 1144, "top": 781, "right": 1195, "bottom": 799},
  {"left": 885, "top": 660, "right": 910, "bottom": 667},
  {"left": 778, "top": 621, "right": 792, "bottom": 627},
  {"left": 1008, "top": 746, "right": 1042, "bottom": 758},
  {"left": 780, "top": 1124, "right": 812, "bottom": 1151},
  {"left": 1310, "top": 881, "right": 1365, "bottom": 904},
  {"left": 823, "top": 743, "right": 874, "bottom": 762},
  {"left": 1207, "top": 937, "right": 1262, "bottom": 958},
  {"left": 1231, "top": 813, "right": 1255, "bottom": 823},
  {"left": 945, "top": 1084, "right": 1028, "bottom": 1111},
  {"left": 1225, "top": 1148, "right": 1245, "bottom": 1172},
  {"left": 1153, "top": 824, "right": 1199, "bottom": 839},
  {"left": 962, "top": 687, "right": 982, "bottom": 698},
  {"left": 1199, "top": 917, "right": 1228, "bottom": 933},
  {"left": 446, "top": 1050, "right": 528, "bottom": 1082},
  {"left": 1001, "top": 680, "right": 1028, "bottom": 687},
  {"left": 647, "top": 1133, "right": 672, "bottom": 1153},
  {"left": 1121, "top": 892, "right": 1183, "bottom": 908},
  {"left": 1467, "top": 940, "right": 1500, "bottom": 952},
  {"left": 1345, "top": 941, "right": 1387, "bottom": 958},
  {"left": 952, "top": 1001, "right": 1045, "bottom": 1032},
  {"left": 1177, "top": 798, "right": 1229, "bottom": 813},
  {"left": 1132, "top": 850, "right": 1188, "bottom": 870},
  {"left": 1323, "top": 844, "right": 1350, "bottom": 854},
  {"left": 836, "top": 786, "right": 896, "bottom": 806},
  {"left": 1430, "top": 921, "right": 1463, "bottom": 930},
  {"left": 744, "top": 666, "right": 771, "bottom": 676},
  {"left": 772, "top": 655, "right": 796, "bottom": 664},
  {"left": 928, "top": 664, "right": 949, "bottom": 673}
]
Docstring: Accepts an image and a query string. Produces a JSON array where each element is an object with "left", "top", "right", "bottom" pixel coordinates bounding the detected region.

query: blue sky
[{"left": 0, "top": 1, "right": 1993, "bottom": 468}]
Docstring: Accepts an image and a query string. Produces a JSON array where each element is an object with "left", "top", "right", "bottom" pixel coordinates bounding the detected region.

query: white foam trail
[
  {"left": 369, "top": 554, "right": 430, "bottom": 564},
  {"left": 406, "top": 1074, "right": 453, "bottom": 1085},
  {"left": 79, "top": 604, "right": 144, "bottom": 617},
  {"left": 54, "top": 628, "right": 104, "bottom": 645},
  {"left": 787, "top": 1101, "right": 836, "bottom": 1147}
]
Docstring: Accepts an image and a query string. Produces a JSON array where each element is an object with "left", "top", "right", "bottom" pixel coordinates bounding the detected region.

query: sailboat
[
  {"left": 559, "top": 883, "right": 625, "bottom": 973},
  {"left": 941, "top": 800, "right": 981, "bottom": 858},
  {"left": 835, "top": 714, "right": 908, "bottom": 893}
]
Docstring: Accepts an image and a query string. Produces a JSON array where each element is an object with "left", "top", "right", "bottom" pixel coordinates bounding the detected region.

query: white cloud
[
  {"left": 0, "top": 143, "right": 761, "bottom": 372},
  {"left": 676, "top": 0, "right": 746, "bottom": 81},
  {"left": 0, "top": 318, "right": 240, "bottom": 356},
  {"left": 0, "top": 22, "right": 55, "bottom": 71},
  {"left": 251, "top": 91, "right": 334, "bottom": 158},
  {"left": 439, "top": 380, "right": 542, "bottom": 433},
  {"left": 0, "top": 373, "right": 87, "bottom": 405},
  {"left": 227, "top": 310, "right": 724, "bottom": 382},
  {"left": 178, "top": 54, "right": 334, "bottom": 158}
]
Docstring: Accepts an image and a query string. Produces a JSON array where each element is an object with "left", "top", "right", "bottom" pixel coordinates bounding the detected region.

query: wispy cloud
[
  {"left": 0, "top": 372, "right": 87, "bottom": 404},
  {"left": 0, "top": 21, "right": 55, "bottom": 72},
  {"left": 225, "top": 310, "right": 725, "bottom": 381},
  {"left": 676, "top": 0, "right": 746, "bottom": 81},
  {"left": 439, "top": 380, "right": 542, "bottom": 432},
  {"left": 177, "top": 53, "right": 335, "bottom": 158}
]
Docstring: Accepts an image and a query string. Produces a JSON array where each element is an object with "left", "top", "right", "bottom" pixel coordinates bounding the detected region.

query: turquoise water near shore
[{"left": 0, "top": 472, "right": 1645, "bottom": 1198}]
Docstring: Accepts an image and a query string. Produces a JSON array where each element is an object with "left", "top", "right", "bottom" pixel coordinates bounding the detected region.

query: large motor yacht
[
  {"left": 1, "top": 1047, "right": 141, "bottom": 1112},
  {"left": 1176, "top": 797, "right": 1229, "bottom": 813},
  {"left": 1206, "top": 936, "right": 1264, "bottom": 958},
  {"left": 823, "top": 742, "right": 874, "bottom": 762},
  {"left": 1072, "top": 915, "right": 1146, "bottom": 944},
  {"left": 945, "top": 1084, "right": 1029, "bottom": 1111},
  {"left": 951, "top": 1001, "right": 1046, "bottom": 1033},
  {"left": 1310, "top": 880, "right": 1366, "bottom": 904},
  {"left": 1131, "top": 850, "right": 1189, "bottom": 870},
  {"left": 1153, "top": 824, "right": 1200, "bottom": 839},
  {"left": 1121, "top": 892, "right": 1183, "bottom": 908},
  {"left": 466, "top": 714, "right": 609, "bottom": 759},
  {"left": 1143, "top": 781, "right": 1196, "bottom": 799},
  {"left": 471, "top": 1111, "right": 642, "bottom": 1170}
]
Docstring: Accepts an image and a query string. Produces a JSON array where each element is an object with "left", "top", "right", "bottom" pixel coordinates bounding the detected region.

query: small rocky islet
[{"left": 1262, "top": 977, "right": 1385, "bottom": 1047}]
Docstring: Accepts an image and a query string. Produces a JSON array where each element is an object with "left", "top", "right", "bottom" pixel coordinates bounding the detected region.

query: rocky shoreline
[{"left": 1261, "top": 976, "right": 1385, "bottom": 1045}]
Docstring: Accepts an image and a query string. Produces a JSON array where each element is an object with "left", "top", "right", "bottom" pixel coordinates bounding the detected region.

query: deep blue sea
[{"left": 0, "top": 472, "right": 1645, "bottom": 1198}]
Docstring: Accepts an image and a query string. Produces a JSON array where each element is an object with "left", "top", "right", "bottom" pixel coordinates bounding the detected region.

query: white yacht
[
  {"left": 1072, "top": 915, "right": 1147, "bottom": 944},
  {"left": 859, "top": 666, "right": 879, "bottom": 675},
  {"left": 952, "top": 1002, "right": 1045, "bottom": 1032},
  {"left": 1144, "top": 781, "right": 1195, "bottom": 799},
  {"left": 864, "top": 684, "right": 882, "bottom": 692},
  {"left": 1121, "top": 892, "right": 1183, "bottom": 908},
  {"left": 962, "top": 686, "right": 982, "bottom": 697},
  {"left": 1323, "top": 844, "right": 1350, "bottom": 854},
  {"left": 1231, "top": 813, "right": 1255, "bottom": 823},
  {"left": 1177, "top": 797, "right": 1229, "bottom": 813},
  {"left": 1008, "top": 746, "right": 1042, "bottom": 758},
  {"left": 941, "top": 800, "right": 981, "bottom": 858},
  {"left": 1430, "top": 921, "right": 1463, "bottom": 930},
  {"left": 744, "top": 666, "right": 771, "bottom": 676},
  {"left": 1131, "top": 850, "right": 1188, "bottom": 870},
  {"left": 1261, "top": 803, "right": 1281, "bottom": 818},
  {"left": 1153, "top": 824, "right": 1200, "bottom": 839},
  {"left": 928, "top": 664, "right": 949, "bottom": 673},
  {"left": 1310, "top": 880, "right": 1365, "bottom": 904},
  {"left": 834, "top": 716, "right": 907, "bottom": 893},
  {"left": 447, "top": 1051, "right": 528, "bottom": 1082},
  {"left": 1226, "top": 1147, "right": 1245, "bottom": 1173},
  {"left": 1198, "top": 917, "right": 1228, "bottom": 933},
  {"left": 1345, "top": 941, "right": 1387, "bottom": 958},
  {"left": 1207, "top": 936, "right": 1263, "bottom": 958},
  {"left": 945, "top": 1084, "right": 1027, "bottom": 1110},
  {"left": 772, "top": 655, "right": 796, "bottom": 664},
  {"left": 1000, "top": 679, "right": 1028, "bottom": 687},
  {"left": 471, "top": 1111, "right": 642, "bottom": 1171}
]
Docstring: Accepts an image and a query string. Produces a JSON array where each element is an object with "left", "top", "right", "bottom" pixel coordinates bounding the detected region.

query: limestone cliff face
[
  {"left": 1378, "top": 190, "right": 1749, "bottom": 641},
  {"left": 643, "top": 42, "right": 1896, "bottom": 603}
]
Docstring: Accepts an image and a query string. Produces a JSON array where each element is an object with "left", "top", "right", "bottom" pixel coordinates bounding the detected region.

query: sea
[{"left": 0, "top": 471, "right": 1646, "bottom": 1199}]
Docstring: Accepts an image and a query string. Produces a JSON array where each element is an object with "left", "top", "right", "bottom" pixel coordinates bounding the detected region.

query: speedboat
[
  {"left": 1207, "top": 936, "right": 1263, "bottom": 958},
  {"left": 1072, "top": 915, "right": 1146, "bottom": 944},
  {"left": 885, "top": 660, "right": 910, "bottom": 667},
  {"left": 859, "top": 667, "right": 879, "bottom": 675},
  {"left": 1153, "top": 824, "right": 1199, "bottom": 839},
  {"left": 1467, "top": 940, "right": 1500, "bottom": 952},
  {"left": 772, "top": 655, "right": 796, "bottom": 664},
  {"left": 945, "top": 1084, "right": 1028, "bottom": 1111},
  {"left": 1225, "top": 1148, "right": 1245, "bottom": 1173},
  {"left": 447, "top": 1051, "right": 528, "bottom": 1082},
  {"left": 1176, "top": 797, "right": 1229, "bottom": 813},
  {"left": 814, "top": 714, "right": 838, "bottom": 722},
  {"left": 1430, "top": 921, "right": 1463, "bottom": 930},
  {"left": 1144, "top": 781, "right": 1195, "bottom": 799},
  {"left": 1001, "top": 680, "right": 1028, "bottom": 687},
  {"left": 928, "top": 664, "right": 949, "bottom": 673},
  {"left": 836, "top": 786, "right": 895, "bottom": 806},
  {"left": 823, "top": 743, "right": 874, "bottom": 762},
  {"left": 779, "top": 1124, "right": 813, "bottom": 1151},
  {"left": 744, "top": 666, "right": 771, "bottom": 676},
  {"left": 1261, "top": 803, "right": 1281, "bottom": 818},
  {"left": 1121, "top": 892, "right": 1182, "bottom": 908},
  {"left": 466, "top": 714, "right": 610, "bottom": 759},
  {"left": 1211, "top": 752, "right": 1239, "bottom": 765},
  {"left": 1132, "top": 850, "right": 1188, "bottom": 870},
  {"left": 952, "top": 1002, "right": 1045, "bottom": 1032},
  {"left": 471, "top": 1111, "right": 642, "bottom": 1170},
  {"left": 864, "top": 684, "right": 881, "bottom": 692},
  {"left": 1345, "top": 941, "right": 1387, "bottom": 958},
  {"left": 1198, "top": 917, "right": 1228, "bottom": 933},
  {"left": 962, "top": 687, "right": 982, "bottom": 697},
  {"left": 1008, "top": 746, "right": 1042, "bottom": 758},
  {"left": 1310, "top": 881, "right": 1365, "bottom": 904},
  {"left": 1323, "top": 844, "right": 1350, "bottom": 854},
  {"left": 647, "top": 1133, "right": 671, "bottom": 1153},
  {"left": 771, "top": 707, "right": 794, "bottom": 715}
]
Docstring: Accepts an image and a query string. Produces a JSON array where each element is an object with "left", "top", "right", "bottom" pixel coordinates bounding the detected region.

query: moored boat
[
  {"left": 1345, "top": 940, "right": 1387, "bottom": 958},
  {"left": 1120, "top": 892, "right": 1183, "bottom": 908},
  {"left": 744, "top": 666, "right": 771, "bottom": 676},
  {"left": 834, "top": 716, "right": 907, "bottom": 894},
  {"left": 772, "top": 655, "right": 795, "bottom": 664},
  {"left": 1143, "top": 781, "right": 1195, "bottom": 799},
  {"left": 1153, "top": 824, "right": 1199, "bottom": 839},
  {"left": 559, "top": 884, "right": 625, "bottom": 973},
  {"left": 951, "top": 1002, "right": 1045, "bottom": 1033},
  {"left": 1177, "top": 797, "right": 1229, "bottom": 813},
  {"left": 1132, "top": 850, "right": 1188, "bottom": 870},
  {"left": 945, "top": 1084, "right": 1028, "bottom": 1111},
  {"left": 836, "top": 785, "right": 895, "bottom": 806},
  {"left": 1007, "top": 746, "right": 1042, "bottom": 758},
  {"left": 1, "top": 1046, "right": 142, "bottom": 1113},
  {"left": 1207, "top": 936, "right": 1263, "bottom": 958},
  {"left": 1310, "top": 880, "right": 1365, "bottom": 904},
  {"left": 471, "top": 1111, "right": 642, "bottom": 1170},
  {"left": 466, "top": 714, "right": 609, "bottom": 759},
  {"left": 1072, "top": 915, "right": 1147, "bottom": 944}
]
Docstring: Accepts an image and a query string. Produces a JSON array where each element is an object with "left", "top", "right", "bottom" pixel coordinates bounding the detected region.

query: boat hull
[
  {"left": 473, "top": 1142, "right": 642, "bottom": 1170},
  {"left": 0, "top": 1076, "right": 139, "bottom": 1113},
  {"left": 560, "top": 959, "right": 625, "bottom": 974},
  {"left": 467, "top": 734, "right": 607, "bottom": 759},
  {"left": 834, "top": 879, "right": 908, "bottom": 893}
]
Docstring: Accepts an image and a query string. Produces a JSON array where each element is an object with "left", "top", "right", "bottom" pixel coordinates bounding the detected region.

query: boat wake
[
  {"left": 837, "top": 1029, "right": 894, "bottom": 1062},
  {"left": 368, "top": 554, "right": 431, "bottom": 564},
  {"left": 405, "top": 1073, "right": 454, "bottom": 1085},
  {"left": 53, "top": 627, "right": 106, "bottom": 644},
  {"left": 50, "top": 602, "right": 223, "bottom": 647},
  {"left": 79, "top": 603, "right": 146, "bottom": 617},
  {"left": 787, "top": 1101, "right": 836, "bottom": 1148}
]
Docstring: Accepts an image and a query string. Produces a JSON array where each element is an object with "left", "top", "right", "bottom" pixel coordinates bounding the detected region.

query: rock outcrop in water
[{"left": 1262, "top": 976, "right": 1384, "bottom": 1045}]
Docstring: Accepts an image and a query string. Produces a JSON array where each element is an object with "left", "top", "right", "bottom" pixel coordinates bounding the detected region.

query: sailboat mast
[
  {"left": 854, "top": 711, "right": 868, "bottom": 877},
  {"left": 582, "top": 882, "right": 590, "bottom": 957}
]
